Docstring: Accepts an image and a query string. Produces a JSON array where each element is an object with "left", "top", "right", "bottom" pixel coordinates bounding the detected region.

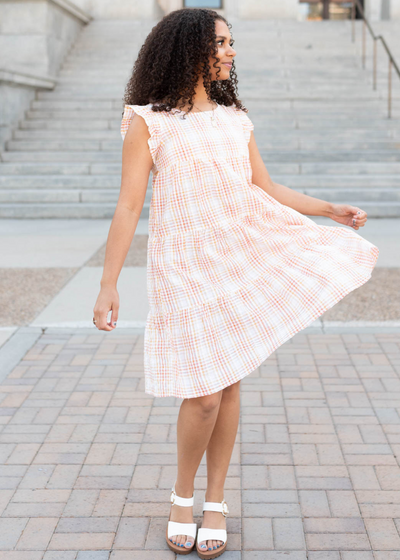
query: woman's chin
[{"left": 213, "top": 71, "right": 231, "bottom": 81}]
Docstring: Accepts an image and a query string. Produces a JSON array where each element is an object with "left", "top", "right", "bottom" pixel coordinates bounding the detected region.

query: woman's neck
[{"left": 177, "top": 78, "right": 215, "bottom": 112}]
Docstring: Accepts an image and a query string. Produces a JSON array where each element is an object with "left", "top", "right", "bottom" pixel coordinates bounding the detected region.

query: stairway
[{"left": 0, "top": 18, "right": 399, "bottom": 218}]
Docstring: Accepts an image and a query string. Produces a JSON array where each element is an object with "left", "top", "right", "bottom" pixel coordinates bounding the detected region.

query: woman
[{"left": 93, "top": 8, "right": 379, "bottom": 559}]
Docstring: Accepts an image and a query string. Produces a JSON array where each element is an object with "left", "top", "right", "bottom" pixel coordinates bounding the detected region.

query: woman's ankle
[
  {"left": 174, "top": 480, "right": 194, "bottom": 498},
  {"left": 204, "top": 488, "right": 224, "bottom": 502}
]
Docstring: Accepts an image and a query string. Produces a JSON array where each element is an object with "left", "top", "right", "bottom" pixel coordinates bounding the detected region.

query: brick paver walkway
[{"left": 1, "top": 326, "right": 400, "bottom": 559}]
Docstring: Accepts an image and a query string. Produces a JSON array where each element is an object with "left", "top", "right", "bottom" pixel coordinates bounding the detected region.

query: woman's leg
[
  {"left": 169, "top": 389, "right": 224, "bottom": 549},
  {"left": 198, "top": 380, "right": 241, "bottom": 552}
]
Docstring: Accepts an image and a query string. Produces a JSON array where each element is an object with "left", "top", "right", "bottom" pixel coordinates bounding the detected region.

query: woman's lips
[{"left": 223, "top": 63, "right": 232, "bottom": 69}]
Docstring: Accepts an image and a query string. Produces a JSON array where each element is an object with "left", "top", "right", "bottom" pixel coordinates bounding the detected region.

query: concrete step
[
  {"left": 0, "top": 162, "right": 294, "bottom": 175},
  {"left": 36, "top": 90, "right": 398, "bottom": 102},
  {"left": 28, "top": 97, "right": 393, "bottom": 112},
  {"left": 260, "top": 152, "right": 400, "bottom": 163},
  {"left": 11, "top": 133, "right": 400, "bottom": 152},
  {"left": 2, "top": 18, "right": 400, "bottom": 218},
  {"left": 2, "top": 151, "right": 121, "bottom": 162},
  {"left": 3, "top": 149, "right": 400, "bottom": 163},
  {"left": 22, "top": 110, "right": 400, "bottom": 129},
  {"left": 18, "top": 121, "right": 114, "bottom": 131},
  {"left": 0, "top": 187, "right": 397, "bottom": 205},
  {"left": 0, "top": 201, "right": 397, "bottom": 219},
  {"left": 13, "top": 126, "right": 400, "bottom": 142},
  {"left": 1, "top": 174, "right": 400, "bottom": 189},
  {"left": 0, "top": 189, "right": 120, "bottom": 203},
  {"left": 30, "top": 100, "right": 120, "bottom": 110},
  {"left": 6, "top": 132, "right": 400, "bottom": 152},
  {"left": 0, "top": 176, "right": 119, "bottom": 187},
  {"left": 2, "top": 160, "right": 400, "bottom": 174},
  {"left": 0, "top": 202, "right": 140, "bottom": 219}
]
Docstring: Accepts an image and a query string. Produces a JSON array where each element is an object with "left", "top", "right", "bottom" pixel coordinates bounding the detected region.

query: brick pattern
[{"left": 0, "top": 328, "right": 399, "bottom": 558}]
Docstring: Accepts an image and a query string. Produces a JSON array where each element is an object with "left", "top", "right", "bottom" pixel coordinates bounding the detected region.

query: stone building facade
[
  {"left": 72, "top": 0, "right": 400, "bottom": 21},
  {"left": 0, "top": 0, "right": 399, "bottom": 148}
]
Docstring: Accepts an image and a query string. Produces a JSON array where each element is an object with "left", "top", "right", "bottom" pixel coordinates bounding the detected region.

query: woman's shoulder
[
  {"left": 121, "top": 103, "right": 163, "bottom": 141},
  {"left": 221, "top": 103, "right": 251, "bottom": 121},
  {"left": 221, "top": 103, "right": 254, "bottom": 142},
  {"left": 223, "top": 103, "right": 249, "bottom": 115},
  {"left": 122, "top": 103, "right": 154, "bottom": 117}
]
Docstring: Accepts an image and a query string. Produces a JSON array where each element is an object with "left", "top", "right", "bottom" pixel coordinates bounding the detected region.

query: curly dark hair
[{"left": 123, "top": 8, "right": 247, "bottom": 117}]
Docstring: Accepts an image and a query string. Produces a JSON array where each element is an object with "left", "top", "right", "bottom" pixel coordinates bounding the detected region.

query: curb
[{"left": 0, "top": 327, "right": 43, "bottom": 383}]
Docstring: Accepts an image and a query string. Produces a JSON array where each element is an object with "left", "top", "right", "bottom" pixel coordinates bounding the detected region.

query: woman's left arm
[{"left": 248, "top": 131, "right": 367, "bottom": 231}]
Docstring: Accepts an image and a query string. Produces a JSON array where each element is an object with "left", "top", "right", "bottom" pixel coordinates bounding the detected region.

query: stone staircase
[{"left": 0, "top": 18, "right": 399, "bottom": 218}]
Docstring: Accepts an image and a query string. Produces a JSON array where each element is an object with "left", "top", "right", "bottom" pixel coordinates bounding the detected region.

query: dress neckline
[{"left": 173, "top": 103, "right": 219, "bottom": 116}]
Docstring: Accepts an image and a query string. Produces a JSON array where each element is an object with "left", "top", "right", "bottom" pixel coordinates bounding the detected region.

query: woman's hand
[
  {"left": 93, "top": 284, "right": 119, "bottom": 331},
  {"left": 328, "top": 204, "right": 367, "bottom": 230}
]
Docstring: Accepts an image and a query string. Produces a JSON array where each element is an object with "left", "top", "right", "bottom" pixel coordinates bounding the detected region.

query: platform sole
[
  {"left": 165, "top": 525, "right": 196, "bottom": 555},
  {"left": 196, "top": 541, "right": 227, "bottom": 559}
]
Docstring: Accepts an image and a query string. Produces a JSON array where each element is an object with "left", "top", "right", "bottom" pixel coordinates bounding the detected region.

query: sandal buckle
[
  {"left": 221, "top": 499, "right": 229, "bottom": 516},
  {"left": 170, "top": 489, "right": 176, "bottom": 504}
]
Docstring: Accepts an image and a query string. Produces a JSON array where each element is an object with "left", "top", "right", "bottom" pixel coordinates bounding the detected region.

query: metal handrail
[{"left": 351, "top": 0, "right": 400, "bottom": 118}]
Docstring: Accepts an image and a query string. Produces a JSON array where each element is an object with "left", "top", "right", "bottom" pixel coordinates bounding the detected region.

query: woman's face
[{"left": 208, "top": 19, "right": 236, "bottom": 81}]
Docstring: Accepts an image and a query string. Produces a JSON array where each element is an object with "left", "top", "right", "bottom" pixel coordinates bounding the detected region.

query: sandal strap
[
  {"left": 197, "top": 527, "right": 227, "bottom": 544},
  {"left": 203, "top": 500, "right": 229, "bottom": 516},
  {"left": 168, "top": 521, "right": 197, "bottom": 540},
  {"left": 170, "top": 483, "right": 195, "bottom": 507}
]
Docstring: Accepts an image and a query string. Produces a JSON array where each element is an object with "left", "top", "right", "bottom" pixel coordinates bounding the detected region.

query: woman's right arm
[{"left": 92, "top": 113, "right": 153, "bottom": 331}]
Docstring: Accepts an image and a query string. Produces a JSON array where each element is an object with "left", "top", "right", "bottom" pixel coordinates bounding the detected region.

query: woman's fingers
[
  {"left": 94, "top": 309, "right": 114, "bottom": 331},
  {"left": 352, "top": 209, "right": 367, "bottom": 229},
  {"left": 110, "top": 302, "right": 119, "bottom": 328},
  {"left": 355, "top": 212, "right": 367, "bottom": 228},
  {"left": 93, "top": 286, "right": 119, "bottom": 331}
]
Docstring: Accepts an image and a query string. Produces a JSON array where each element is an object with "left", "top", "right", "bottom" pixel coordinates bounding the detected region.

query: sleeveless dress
[{"left": 121, "top": 102, "right": 379, "bottom": 399}]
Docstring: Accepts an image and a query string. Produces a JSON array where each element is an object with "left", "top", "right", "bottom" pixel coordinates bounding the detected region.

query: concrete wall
[
  {"left": 158, "top": 0, "right": 299, "bottom": 19},
  {"left": 0, "top": 79, "right": 37, "bottom": 148},
  {"left": 355, "top": 0, "right": 400, "bottom": 20},
  {"left": 73, "top": 0, "right": 162, "bottom": 18},
  {"left": 0, "top": 69, "right": 56, "bottom": 149},
  {"left": 366, "top": 0, "right": 383, "bottom": 21},
  {"left": 159, "top": 0, "right": 400, "bottom": 20},
  {"left": 391, "top": 0, "right": 400, "bottom": 18},
  {"left": 0, "top": 0, "right": 89, "bottom": 150},
  {"left": 16, "top": 0, "right": 397, "bottom": 21},
  {"left": 237, "top": 0, "right": 299, "bottom": 19},
  {"left": 0, "top": 0, "right": 90, "bottom": 77}
]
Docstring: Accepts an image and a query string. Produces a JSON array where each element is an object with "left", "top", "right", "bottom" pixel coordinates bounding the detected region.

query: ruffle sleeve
[
  {"left": 120, "top": 104, "right": 162, "bottom": 170},
  {"left": 233, "top": 106, "right": 254, "bottom": 144}
]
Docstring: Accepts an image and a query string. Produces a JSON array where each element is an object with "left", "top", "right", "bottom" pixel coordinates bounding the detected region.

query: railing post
[
  {"left": 351, "top": 1, "right": 355, "bottom": 42},
  {"left": 322, "top": 0, "right": 330, "bottom": 19},
  {"left": 351, "top": 0, "right": 399, "bottom": 119},
  {"left": 362, "top": 18, "right": 366, "bottom": 69},
  {"left": 388, "top": 58, "right": 392, "bottom": 118}
]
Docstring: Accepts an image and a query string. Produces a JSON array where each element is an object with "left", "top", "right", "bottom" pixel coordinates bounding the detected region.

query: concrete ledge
[
  {"left": 26, "top": 321, "right": 400, "bottom": 334},
  {"left": 30, "top": 321, "right": 147, "bottom": 328},
  {"left": 0, "top": 326, "right": 42, "bottom": 383},
  {"left": 0, "top": 68, "right": 56, "bottom": 89},
  {"left": 0, "top": 0, "right": 91, "bottom": 24},
  {"left": 50, "top": 0, "right": 91, "bottom": 23},
  {"left": 0, "top": 0, "right": 90, "bottom": 78}
]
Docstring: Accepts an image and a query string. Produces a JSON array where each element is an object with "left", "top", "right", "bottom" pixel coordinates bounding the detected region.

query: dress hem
[{"left": 143, "top": 261, "right": 378, "bottom": 399}]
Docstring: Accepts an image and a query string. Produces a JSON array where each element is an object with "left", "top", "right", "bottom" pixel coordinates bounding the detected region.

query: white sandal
[
  {"left": 196, "top": 498, "right": 229, "bottom": 559},
  {"left": 166, "top": 481, "right": 197, "bottom": 555}
]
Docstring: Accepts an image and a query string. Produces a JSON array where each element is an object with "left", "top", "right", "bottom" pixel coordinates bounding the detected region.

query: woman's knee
[{"left": 194, "top": 392, "right": 222, "bottom": 416}]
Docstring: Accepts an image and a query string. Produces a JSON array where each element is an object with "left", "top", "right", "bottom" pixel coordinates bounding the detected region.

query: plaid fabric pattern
[{"left": 121, "top": 103, "right": 380, "bottom": 399}]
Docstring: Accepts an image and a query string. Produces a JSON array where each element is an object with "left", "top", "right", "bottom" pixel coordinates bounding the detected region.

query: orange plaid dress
[{"left": 121, "top": 102, "right": 379, "bottom": 399}]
